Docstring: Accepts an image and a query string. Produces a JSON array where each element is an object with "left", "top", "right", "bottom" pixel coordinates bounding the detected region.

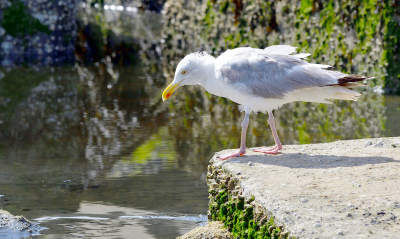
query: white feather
[
  {"left": 293, "top": 53, "right": 311, "bottom": 59},
  {"left": 264, "top": 45, "right": 297, "bottom": 55}
]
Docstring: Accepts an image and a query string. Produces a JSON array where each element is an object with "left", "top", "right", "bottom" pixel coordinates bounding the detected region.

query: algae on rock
[
  {"left": 163, "top": 0, "right": 400, "bottom": 92},
  {"left": 207, "top": 165, "right": 292, "bottom": 238}
]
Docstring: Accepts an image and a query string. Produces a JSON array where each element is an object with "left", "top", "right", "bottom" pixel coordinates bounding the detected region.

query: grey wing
[{"left": 217, "top": 50, "right": 343, "bottom": 99}]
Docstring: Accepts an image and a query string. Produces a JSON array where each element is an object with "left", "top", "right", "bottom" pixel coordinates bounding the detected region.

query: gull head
[{"left": 162, "top": 52, "right": 214, "bottom": 101}]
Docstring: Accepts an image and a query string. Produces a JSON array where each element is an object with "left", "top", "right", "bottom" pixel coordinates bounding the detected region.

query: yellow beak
[{"left": 162, "top": 82, "right": 180, "bottom": 101}]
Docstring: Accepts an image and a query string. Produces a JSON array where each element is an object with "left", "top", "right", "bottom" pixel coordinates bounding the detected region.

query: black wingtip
[{"left": 337, "top": 75, "right": 373, "bottom": 86}]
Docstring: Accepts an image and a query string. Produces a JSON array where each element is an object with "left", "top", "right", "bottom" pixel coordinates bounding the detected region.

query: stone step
[{"left": 207, "top": 137, "right": 400, "bottom": 238}]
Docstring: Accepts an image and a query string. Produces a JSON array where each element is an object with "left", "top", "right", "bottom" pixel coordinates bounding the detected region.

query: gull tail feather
[
  {"left": 329, "top": 75, "right": 374, "bottom": 87},
  {"left": 337, "top": 75, "right": 374, "bottom": 85}
]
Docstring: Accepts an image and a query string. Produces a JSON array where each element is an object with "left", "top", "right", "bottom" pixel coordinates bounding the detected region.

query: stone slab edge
[{"left": 207, "top": 137, "right": 400, "bottom": 238}]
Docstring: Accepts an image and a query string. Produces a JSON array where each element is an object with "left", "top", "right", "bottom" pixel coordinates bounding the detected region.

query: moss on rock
[
  {"left": 207, "top": 165, "right": 293, "bottom": 239},
  {"left": 1, "top": 0, "right": 51, "bottom": 38},
  {"left": 163, "top": 0, "right": 400, "bottom": 93}
]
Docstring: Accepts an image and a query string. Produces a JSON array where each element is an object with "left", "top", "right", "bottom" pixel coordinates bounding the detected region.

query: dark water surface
[
  {"left": 1, "top": 4, "right": 400, "bottom": 239},
  {"left": 0, "top": 64, "right": 210, "bottom": 238}
]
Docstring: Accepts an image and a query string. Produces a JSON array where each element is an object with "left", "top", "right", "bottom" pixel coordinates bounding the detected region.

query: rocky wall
[
  {"left": 162, "top": 0, "right": 400, "bottom": 93},
  {"left": 0, "top": 0, "right": 80, "bottom": 66}
]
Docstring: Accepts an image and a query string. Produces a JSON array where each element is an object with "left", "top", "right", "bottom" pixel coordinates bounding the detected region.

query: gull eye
[{"left": 181, "top": 70, "right": 187, "bottom": 74}]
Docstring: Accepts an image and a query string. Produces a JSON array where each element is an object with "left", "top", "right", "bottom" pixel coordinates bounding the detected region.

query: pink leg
[
  {"left": 218, "top": 113, "right": 250, "bottom": 160},
  {"left": 253, "top": 111, "right": 282, "bottom": 154}
]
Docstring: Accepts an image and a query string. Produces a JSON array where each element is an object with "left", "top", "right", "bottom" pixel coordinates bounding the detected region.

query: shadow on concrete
[{"left": 218, "top": 152, "right": 395, "bottom": 169}]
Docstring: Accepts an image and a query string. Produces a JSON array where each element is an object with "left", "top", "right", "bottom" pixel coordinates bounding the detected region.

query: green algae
[
  {"left": 0, "top": 68, "right": 51, "bottom": 118},
  {"left": 208, "top": 166, "right": 293, "bottom": 239},
  {"left": 199, "top": 0, "right": 392, "bottom": 88},
  {"left": 163, "top": 0, "right": 400, "bottom": 92},
  {"left": 1, "top": 0, "right": 51, "bottom": 38},
  {"left": 383, "top": 2, "right": 400, "bottom": 94}
]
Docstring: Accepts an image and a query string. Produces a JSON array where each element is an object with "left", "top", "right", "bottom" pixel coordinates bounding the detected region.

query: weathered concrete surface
[{"left": 211, "top": 137, "right": 400, "bottom": 238}]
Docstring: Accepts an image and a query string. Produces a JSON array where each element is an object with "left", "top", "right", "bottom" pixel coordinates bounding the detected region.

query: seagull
[{"left": 162, "top": 45, "right": 370, "bottom": 160}]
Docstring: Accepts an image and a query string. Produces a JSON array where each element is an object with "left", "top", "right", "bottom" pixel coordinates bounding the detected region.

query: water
[
  {"left": 1, "top": 4, "right": 400, "bottom": 239},
  {"left": 0, "top": 64, "right": 210, "bottom": 238}
]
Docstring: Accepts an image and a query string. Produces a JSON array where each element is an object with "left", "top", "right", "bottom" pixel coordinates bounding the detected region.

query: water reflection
[{"left": 35, "top": 202, "right": 206, "bottom": 238}]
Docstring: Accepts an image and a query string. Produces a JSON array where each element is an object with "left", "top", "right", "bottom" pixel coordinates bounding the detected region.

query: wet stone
[{"left": 0, "top": 209, "right": 44, "bottom": 236}]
